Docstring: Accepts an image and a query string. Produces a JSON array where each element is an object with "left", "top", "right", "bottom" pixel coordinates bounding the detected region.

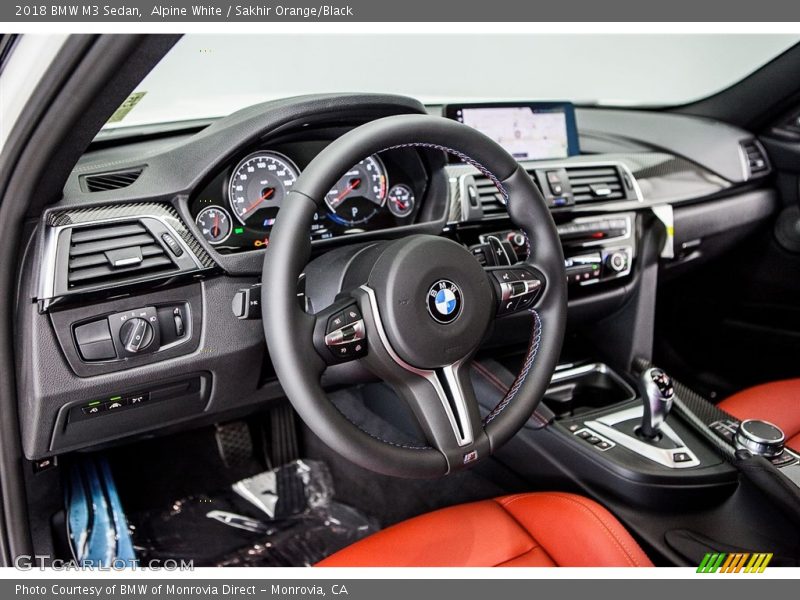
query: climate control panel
[{"left": 559, "top": 213, "right": 635, "bottom": 287}]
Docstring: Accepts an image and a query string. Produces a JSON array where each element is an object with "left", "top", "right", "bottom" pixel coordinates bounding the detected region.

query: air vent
[
  {"left": 741, "top": 140, "right": 770, "bottom": 178},
  {"left": 473, "top": 174, "right": 507, "bottom": 217},
  {"left": 83, "top": 167, "right": 144, "bottom": 192},
  {"left": 473, "top": 172, "right": 547, "bottom": 216},
  {"left": 66, "top": 221, "right": 176, "bottom": 289},
  {"left": 565, "top": 165, "right": 625, "bottom": 203}
]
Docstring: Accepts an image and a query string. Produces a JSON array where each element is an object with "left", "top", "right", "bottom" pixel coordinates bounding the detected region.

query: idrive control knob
[
  {"left": 735, "top": 419, "right": 785, "bottom": 457},
  {"left": 119, "top": 318, "right": 154, "bottom": 354}
]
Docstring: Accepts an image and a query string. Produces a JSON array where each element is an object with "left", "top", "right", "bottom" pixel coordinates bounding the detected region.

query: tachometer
[
  {"left": 196, "top": 206, "right": 232, "bottom": 245},
  {"left": 228, "top": 151, "right": 299, "bottom": 226},
  {"left": 324, "top": 155, "right": 387, "bottom": 227}
]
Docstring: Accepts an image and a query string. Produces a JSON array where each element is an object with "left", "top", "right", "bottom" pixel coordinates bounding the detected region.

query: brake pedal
[{"left": 214, "top": 421, "right": 255, "bottom": 469}]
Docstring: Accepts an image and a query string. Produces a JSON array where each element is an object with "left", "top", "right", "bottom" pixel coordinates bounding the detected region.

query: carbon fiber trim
[
  {"left": 46, "top": 202, "right": 215, "bottom": 269},
  {"left": 448, "top": 175, "right": 464, "bottom": 222},
  {"left": 624, "top": 153, "right": 709, "bottom": 180},
  {"left": 672, "top": 381, "right": 738, "bottom": 460}
]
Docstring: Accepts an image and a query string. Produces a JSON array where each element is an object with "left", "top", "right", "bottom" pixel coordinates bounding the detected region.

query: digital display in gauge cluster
[{"left": 190, "top": 146, "right": 423, "bottom": 253}]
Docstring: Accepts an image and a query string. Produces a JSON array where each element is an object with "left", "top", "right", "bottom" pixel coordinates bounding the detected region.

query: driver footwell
[
  {"left": 124, "top": 458, "right": 378, "bottom": 566},
  {"left": 64, "top": 414, "right": 379, "bottom": 567},
  {"left": 59, "top": 372, "right": 529, "bottom": 566}
]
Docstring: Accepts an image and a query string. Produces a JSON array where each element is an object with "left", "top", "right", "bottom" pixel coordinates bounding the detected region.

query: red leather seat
[
  {"left": 718, "top": 378, "right": 800, "bottom": 452},
  {"left": 318, "top": 492, "right": 652, "bottom": 567}
]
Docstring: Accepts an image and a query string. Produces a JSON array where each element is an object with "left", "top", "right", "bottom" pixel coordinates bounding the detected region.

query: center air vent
[
  {"left": 473, "top": 174, "right": 507, "bottom": 217},
  {"left": 82, "top": 167, "right": 144, "bottom": 192},
  {"left": 66, "top": 221, "right": 177, "bottom": 289},
  {"left": 473, "top": 173, "right": 546, "bottom": 216},
  {"left": 466, "top": 162, "right": 634, "bottom": 220},
  {"left": 565, "top": 165, "right": 625, "bottom": 203},
  {"left": 740, "top": 140, "right": 770, "bottom": 178}
]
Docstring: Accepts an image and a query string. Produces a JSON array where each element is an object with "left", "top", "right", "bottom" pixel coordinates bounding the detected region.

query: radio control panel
[{"left": 560, "top": 213, "right": 635, "bottom": 287}]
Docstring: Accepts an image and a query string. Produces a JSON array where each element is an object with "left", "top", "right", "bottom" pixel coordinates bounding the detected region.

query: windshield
[{"left": 103, "top": 33, "right": 798, "bottom": 130}]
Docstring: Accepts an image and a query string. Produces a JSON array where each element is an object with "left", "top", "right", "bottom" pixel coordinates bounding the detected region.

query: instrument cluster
[{"left": 189, "top": 141, "right": 428, "bottom": 253}]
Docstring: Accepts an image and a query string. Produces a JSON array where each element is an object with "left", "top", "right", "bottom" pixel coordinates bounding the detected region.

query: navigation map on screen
[{"left": 456, "top": 106, "right": 571, "bottom": 161}]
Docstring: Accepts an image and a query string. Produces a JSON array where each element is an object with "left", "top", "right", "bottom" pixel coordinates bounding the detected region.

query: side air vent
[
  {"left": 565, "top": 165, "right": 625, "bottom": 203},
  {"left": 82, "top": 167, "right": 144, "bottom": 192},
  {"left": 741, "top": 140, "right": 770, "bottom": 178},
  {"left": 66, "top": 221, "right": 177, "bottom": 289}
]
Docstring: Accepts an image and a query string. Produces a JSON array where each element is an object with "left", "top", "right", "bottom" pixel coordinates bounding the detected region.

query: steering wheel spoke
[
  {"left": 485, "top": 263, "right": 545, "bottom": 317},
  {"left": 378, "top": 358, "right": 489, "bottom": 471}
]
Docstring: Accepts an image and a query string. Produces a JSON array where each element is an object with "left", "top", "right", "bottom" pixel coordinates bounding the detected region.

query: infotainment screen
[{"left": 443, "top": 102, "right": 579, "bottom": 161}]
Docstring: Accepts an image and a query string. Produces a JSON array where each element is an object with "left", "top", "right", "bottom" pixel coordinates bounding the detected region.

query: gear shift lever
[{"left": 638, "top": 368, "right": 675, "bottom": 439}]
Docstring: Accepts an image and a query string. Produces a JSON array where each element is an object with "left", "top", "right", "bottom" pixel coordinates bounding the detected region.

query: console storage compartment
[{"left": 542, "top": 363, "right": 636, "bottom": 418}]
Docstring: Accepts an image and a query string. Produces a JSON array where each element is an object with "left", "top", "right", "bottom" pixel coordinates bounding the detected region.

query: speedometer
[
  {"left": 228, "top": 151, "right": 299, "bottom": 226},
  {"left": 324, "top": 155, "right": 388, "bottom": 227}
]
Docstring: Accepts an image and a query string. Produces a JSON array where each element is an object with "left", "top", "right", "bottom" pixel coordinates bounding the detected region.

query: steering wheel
[{"left": 262, "top": 115, "right": 567, "bottom": 478}]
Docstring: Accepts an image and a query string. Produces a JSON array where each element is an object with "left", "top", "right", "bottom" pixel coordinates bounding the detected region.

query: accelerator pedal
[{"left": 268, "top": 403, "right": 305, "bottom": 516}]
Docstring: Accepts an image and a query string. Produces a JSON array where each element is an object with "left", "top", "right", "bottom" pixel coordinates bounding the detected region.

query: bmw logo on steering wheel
[{"left": 427, "top": 279, "right": 463, "bottom": 324}]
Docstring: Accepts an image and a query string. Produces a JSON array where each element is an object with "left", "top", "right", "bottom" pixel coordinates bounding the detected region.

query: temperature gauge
[
  {"left": 387, "top": 184, "right": 415, "bottom": 218},
  {"left": 196, "top": 206, "right": 232, "bottom": 245}
]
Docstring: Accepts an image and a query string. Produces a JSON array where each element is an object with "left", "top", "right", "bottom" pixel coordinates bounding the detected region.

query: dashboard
[
  {"left": 15, "top": 93, "right": 779, "bottom": 462},
  {"left": 189, "top": 139, "right": 430, "bottom": 253}
]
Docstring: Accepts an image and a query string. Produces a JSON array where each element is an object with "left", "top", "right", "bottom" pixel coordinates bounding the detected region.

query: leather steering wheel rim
[{"left": 262, "top": 114, "right": 567, "bottom": 478}]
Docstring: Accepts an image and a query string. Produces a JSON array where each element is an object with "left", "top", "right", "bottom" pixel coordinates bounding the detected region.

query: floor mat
[
  {"left": 127, "top": 460, "right": 378, "bottom": 566},
  {"left": 65, "top": 457, "right": 136, "bottom": 566}
]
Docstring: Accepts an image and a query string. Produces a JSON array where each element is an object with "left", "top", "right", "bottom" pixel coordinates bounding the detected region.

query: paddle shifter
[{"left": 638, "top": 368, "right": 675, "bottom": 439}]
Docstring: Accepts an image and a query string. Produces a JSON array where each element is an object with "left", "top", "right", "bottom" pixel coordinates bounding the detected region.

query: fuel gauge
[
  {"left": 196, "top": 206, "right": 232, "bottom": 245},
  {"left": 387, "top": 184, "right": 415, "bottom": 218}
]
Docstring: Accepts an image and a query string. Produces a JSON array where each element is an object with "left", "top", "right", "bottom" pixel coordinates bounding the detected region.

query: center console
[
  {"left": 668, "top": 377, "right": 800, "bottom": 482},
  {"left": 538, "top": 362, "right": 799, "bottom": 489},
  {"left": 490, "top": 359, "right": 800, "bottom": 565},
  {"left": 493, "top": 361, "right": 738, "bottom": 510}
]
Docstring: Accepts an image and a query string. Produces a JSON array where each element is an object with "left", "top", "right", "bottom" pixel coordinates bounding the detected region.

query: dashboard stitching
[{"left": 483, "top": 309, "right": 542, "bottom": 425}]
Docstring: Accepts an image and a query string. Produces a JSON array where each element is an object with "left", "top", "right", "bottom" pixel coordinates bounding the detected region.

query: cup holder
[{"left": 543, "top": 363, "right": 636, "bottom": 419}]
